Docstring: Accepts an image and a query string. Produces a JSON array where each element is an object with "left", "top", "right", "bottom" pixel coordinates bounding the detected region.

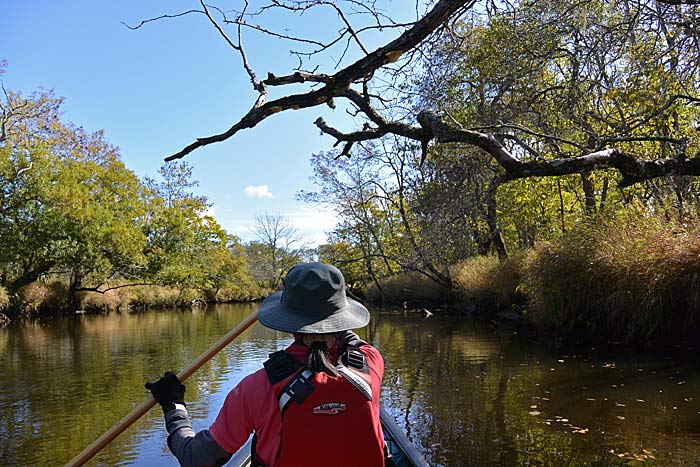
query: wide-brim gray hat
[{"left": 258, "top": 262, "right": 370, "bottom": 334}]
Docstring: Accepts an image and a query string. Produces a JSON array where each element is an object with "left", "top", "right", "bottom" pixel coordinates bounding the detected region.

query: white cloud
[
  {"left": 199, "top": 206, "right": 216, "bottom": 219},
  {"left": 287, "top": 205, "right": 339, "bottom": 246},
  {"left": 244, "top": 185, "right": 274, "bottom": 199},
  {"left": 215, "top": 204, "right": 338, "bottom": 246}
]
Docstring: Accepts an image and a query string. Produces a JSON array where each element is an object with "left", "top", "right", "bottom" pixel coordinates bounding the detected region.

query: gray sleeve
[{"left": 164, "top": 406, "right": 232, "bottom": 467}]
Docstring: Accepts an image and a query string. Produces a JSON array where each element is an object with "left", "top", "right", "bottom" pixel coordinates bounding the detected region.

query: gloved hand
[{"left": 145, "top": 371, "right": 186, "bottom": 414}]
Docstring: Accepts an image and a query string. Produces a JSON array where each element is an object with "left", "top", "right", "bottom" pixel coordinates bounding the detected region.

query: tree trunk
[
  {"left": 485, "top": 178, "right": 507, "bottom": 260},
  {"left": 581, "top": 171, "right": 596, "bottom": 215}
]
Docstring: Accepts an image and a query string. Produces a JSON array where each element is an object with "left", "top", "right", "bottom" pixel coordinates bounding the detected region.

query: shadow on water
[{"left": 1, "top": 304, "right": 700, "bottom": 466}]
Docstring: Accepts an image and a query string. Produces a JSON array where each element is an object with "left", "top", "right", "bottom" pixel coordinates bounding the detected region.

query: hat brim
[{"left": 257, "top": 291, "right": 370, "bottom": 334}]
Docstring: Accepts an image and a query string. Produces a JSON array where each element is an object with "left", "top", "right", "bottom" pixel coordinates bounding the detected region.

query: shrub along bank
[
  {"left": 522, "top": 213, "right": 700, "bottom": 345},
  {"left": 365, "top": 213, "right": 700, "bottom": 346},
  {"left": 3, "top": 281, "right": 268, "bottom": 318}
]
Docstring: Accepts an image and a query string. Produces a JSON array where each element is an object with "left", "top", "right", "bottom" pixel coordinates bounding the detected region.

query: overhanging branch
[
  {"left": 165, "top": 0, "right": 468, "bottom": 160},
  {"left": 416, "top": 112, "right": 700, "bottom": 187}
]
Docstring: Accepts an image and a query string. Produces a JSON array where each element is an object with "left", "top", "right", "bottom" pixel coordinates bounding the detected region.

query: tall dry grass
[
  {"left": 16, "top": 281, "right": 71, "bottom": 315},
  {"left": 522, "top": 212, "right": 700, "bottom": 344},
  {"left": 451, "top": 254, "right": 524, "bottom": 314},
  {"left": 364, "top": 271, "right": 452, "bottom": 306},
  {"left": 11, "top": 282, "right": 259, "bottom": 316},
  {"left": 0, "top": 286, "right": 9, "bottom": 311}
]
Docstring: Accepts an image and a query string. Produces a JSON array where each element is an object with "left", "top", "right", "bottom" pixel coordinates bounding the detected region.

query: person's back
[{"left": 146, "top": 262, "right": 386, "bottom": 467}]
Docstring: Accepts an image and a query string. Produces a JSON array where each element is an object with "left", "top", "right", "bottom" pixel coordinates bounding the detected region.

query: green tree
[
  {"left": 0, "top": 87, "right": 252, "bottom": 309},
  {"left": 142, "top": 161, "right": 242, "bottom": 291},
  {"left": 0, "top": 88, "right": 149, "bottom": 296}
]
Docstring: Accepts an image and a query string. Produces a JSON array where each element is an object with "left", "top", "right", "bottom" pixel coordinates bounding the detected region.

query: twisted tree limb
[
  {"left": 163, "top": 0, "right": 699, "bottom": 187},
  {"left": 165, "top": 0, "right": 466, "bottom": 161}
]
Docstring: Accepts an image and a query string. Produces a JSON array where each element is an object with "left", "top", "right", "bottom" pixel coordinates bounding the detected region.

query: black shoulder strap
[{"left": 263, "top": 350, "right": 304, "bottom": 385}]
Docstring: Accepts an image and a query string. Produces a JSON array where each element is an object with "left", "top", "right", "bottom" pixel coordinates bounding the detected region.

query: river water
[{"left": 1, "top": 303, "right": 700, "bottom": 467}]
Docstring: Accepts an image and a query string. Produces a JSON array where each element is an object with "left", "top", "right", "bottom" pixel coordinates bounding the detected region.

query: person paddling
[{"left": 146, "top": 262, "right": 386, "bottom": 467}]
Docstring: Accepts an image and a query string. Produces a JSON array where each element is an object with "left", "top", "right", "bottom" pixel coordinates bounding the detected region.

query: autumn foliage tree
[{"left": 0, "top": 84, "right": 251, "bottom": 310}]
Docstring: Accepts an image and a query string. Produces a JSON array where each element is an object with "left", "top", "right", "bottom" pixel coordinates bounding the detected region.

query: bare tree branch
[
  {"left": 165, "top": 0, "right": 467, "bottom": 160},
  {"left": 417, "top": 111, "right": 700, "bottom": 187},
  {"left": 121, "top": 10, "right": 203, "bottom": 30},
  {"left": 157, "top": 0, "right": 699, "bottom": 187}
]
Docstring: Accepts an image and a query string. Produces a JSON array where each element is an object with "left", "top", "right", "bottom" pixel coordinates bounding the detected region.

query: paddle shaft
[{"left": 64, "top": 310, "right": 259, "bottom": 467}]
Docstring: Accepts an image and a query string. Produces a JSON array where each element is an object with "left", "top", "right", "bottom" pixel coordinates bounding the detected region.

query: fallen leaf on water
[
  {"left": 529, "top": 411, "right": 541, "bottom": 416},
  {"left": 616, "top": 416, "right": 626, "bottom": 420},
  {"left": 615, "top": 403, "right": 626, "bottom": 407},
  {"left": 636, "top": 399, "right": 645, "bottom": 402},
  {"left": 587, "top": 398, "right": 596, "bottom": 401}
]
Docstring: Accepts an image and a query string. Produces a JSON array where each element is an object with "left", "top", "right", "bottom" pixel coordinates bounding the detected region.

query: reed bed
[{"left": 522, "top": 213, "right": 700, "bottom": 344}]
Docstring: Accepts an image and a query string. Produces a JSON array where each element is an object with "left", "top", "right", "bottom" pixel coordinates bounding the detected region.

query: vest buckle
[{"left": 344, "top": 348, "right": 366, "bottom": 370}]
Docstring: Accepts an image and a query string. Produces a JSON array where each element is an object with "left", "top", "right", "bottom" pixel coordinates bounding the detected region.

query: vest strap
[
  {"left": 336, "top": 365, "right": 372, "bottom": 401},
  {"left": 264, "top": 350, "right": 303, "bottom": 385},
  {"left": 278, "top": 369, "right": 315, "bottom": 414}
]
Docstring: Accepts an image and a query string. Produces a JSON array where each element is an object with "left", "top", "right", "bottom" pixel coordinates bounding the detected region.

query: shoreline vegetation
[
  {"left": 3, "top": 210, "right": 699, "bottom": 348},
  {"left": 0, "top": 281, "right": 267, "bottom": 318},
  {"left": 366, "top": 211, "right": 700, "bottom": 347}
]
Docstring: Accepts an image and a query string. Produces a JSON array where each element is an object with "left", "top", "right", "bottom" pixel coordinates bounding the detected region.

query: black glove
[{"left": 145, "top": 371, "right": 186, "bottom": 414}]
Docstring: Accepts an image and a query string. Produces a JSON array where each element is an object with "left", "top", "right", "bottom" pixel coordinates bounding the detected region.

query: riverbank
[
  {"left": 366, "top": 213, "right": 700, "bottom": 347},
  {"left": 3, "top": 212, "right": 698, "bottom": 346},
  {"left": 0, "top": 281, "right": 269, "bottom": 321}
]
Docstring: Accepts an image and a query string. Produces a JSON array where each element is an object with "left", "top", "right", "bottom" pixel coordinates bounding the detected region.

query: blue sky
[{"left": 2, "top": 0, "right": 418, "bottom": 245}]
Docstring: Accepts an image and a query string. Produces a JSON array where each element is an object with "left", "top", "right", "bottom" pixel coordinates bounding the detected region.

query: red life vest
[{"left": 262, "top": 347, "right": 385, "bottom": 467}]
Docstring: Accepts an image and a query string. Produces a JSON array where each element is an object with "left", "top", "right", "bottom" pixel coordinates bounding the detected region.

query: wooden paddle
[{"left": 64, "top": 309, "right": 259, "bottom": 467}]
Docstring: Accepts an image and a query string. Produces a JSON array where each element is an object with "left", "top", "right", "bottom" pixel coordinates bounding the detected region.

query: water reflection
[{"left": 1, "top": 305, "right": 700, "bottom": 466}]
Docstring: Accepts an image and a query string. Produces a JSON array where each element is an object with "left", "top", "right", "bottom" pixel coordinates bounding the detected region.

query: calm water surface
[{"left": 1, "top": 304, "right": 700, "bottom": 466}]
